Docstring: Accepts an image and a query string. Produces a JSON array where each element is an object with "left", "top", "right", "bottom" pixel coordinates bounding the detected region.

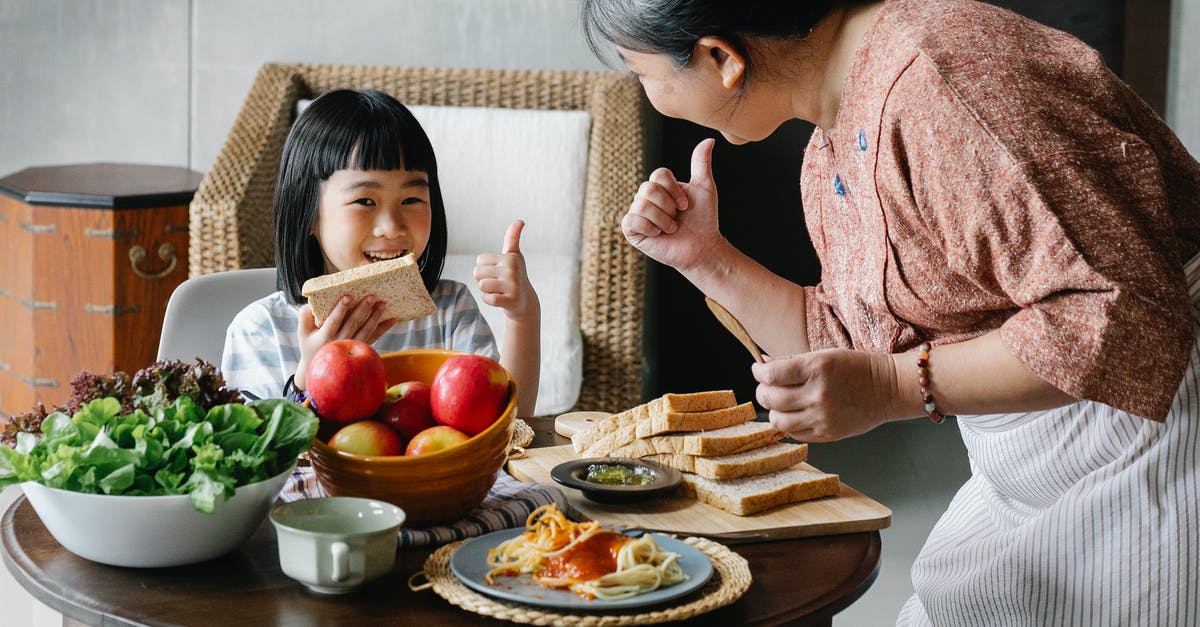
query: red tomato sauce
[{"left": 541, "top": 531, "right": 630, "bottom": 581}]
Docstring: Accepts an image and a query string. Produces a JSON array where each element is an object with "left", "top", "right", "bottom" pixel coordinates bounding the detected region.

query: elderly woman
[{"left": 581, "top": 0, "right": 1200, "bottom": 625}]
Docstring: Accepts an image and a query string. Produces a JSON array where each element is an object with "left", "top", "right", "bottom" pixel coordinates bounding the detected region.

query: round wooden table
[{"left": 0, "top": 418, "right": 881, "bottom": 626}]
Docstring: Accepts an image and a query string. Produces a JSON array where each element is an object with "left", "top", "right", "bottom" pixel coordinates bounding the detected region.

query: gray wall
[
  {"left": 1170, "top": 0, "right": 1200, "bottom": 145},
  {"left": 1, "top": 0, "right": 1196, "bottom": 179},
  {"left": 0, "top": 0, "right": 606, "bottom": 177}
]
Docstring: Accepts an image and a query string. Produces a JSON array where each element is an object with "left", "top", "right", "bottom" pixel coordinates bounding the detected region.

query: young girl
[{"left": 222, "top": 88, "right": 540, "bottom": 418}]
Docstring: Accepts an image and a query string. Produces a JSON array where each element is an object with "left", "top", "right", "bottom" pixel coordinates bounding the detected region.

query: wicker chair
[{"left": 188, "top": 64, "right": 648, "bottom": 413}]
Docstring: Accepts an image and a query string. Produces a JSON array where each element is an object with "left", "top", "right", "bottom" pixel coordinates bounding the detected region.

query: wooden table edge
[
  {"left": 3, "top": 492, "right": 883, "bottom": 627},
  {"left": 3, "top": 493, "right": 139, "bottom": 626},
  {"left": 791, "top": 530, "right": 883, "bottom": 623}
]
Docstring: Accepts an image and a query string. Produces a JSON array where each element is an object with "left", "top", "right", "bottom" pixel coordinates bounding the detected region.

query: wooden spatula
[{"left": 705, "top": 297, "right": 765, "bottom": 363}]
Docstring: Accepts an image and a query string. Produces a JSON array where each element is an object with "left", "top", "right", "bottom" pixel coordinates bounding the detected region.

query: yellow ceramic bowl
[{"left": 307, "top": 349, "right": 515, "bottom": 527}]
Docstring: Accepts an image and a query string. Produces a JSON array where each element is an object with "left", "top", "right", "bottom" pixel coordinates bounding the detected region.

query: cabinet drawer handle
[
  {"left": 19, "top": 222, "right": 56, "bottom": 234},
  {"left": 129, "top": 243, "right": 177, "bottom": 280},
  {"left": 19, "top": 374, "right": 59, "bottom": 389},
  {"left": 86, "top": 228, "right": 139, "bottom": 239},
  {"left": 19, "top": 298, "right": 57, "bottom": 311},
  {"left": 85, "top": 304, "right": 141, "bottom": 316},
  {"left": 0, "top": 362, "right": 10, "bottom": 372}
]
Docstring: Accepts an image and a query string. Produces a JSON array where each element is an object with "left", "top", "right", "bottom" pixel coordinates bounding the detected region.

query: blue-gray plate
[{"left": 448, "top": 527, "right": 713, "bottom": 610}]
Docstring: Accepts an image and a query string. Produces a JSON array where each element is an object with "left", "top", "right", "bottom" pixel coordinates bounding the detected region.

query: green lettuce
[{"left": 0, "top": 396, "right": 317, "bottom": 513}]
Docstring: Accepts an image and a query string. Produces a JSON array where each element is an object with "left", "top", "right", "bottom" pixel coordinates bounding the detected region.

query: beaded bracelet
[
  {"left": 282, "top": 374, "right": 310, "bottom": 404},
  {"left": 282, "top": 374, "right": 298, "bottom": 398},
  {"left": 916, "top": 342, "right": 955, "bottom": 423}
]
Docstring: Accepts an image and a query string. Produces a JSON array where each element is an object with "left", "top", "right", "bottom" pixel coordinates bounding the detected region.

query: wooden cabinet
[{"left": 0, "top": 163, "right": 203, "bottom": 417}]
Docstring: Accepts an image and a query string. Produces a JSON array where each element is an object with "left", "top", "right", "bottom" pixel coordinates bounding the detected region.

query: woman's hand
[
  {"left": 474, "top": 220, "right": 540, "bottom": 321},
  {"left": 294, "top": 296, "right": 395, "bottom": 389},
  {"left": 752, "top": 349, "right": 900, "bottom": 442},
  {"left": 622, "top": 138, "right": 726, "bottom": 275}
]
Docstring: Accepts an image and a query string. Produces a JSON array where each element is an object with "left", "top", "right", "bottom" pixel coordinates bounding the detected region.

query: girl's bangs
[{"left": 321, "top": 109, "right": 435, "bottom": 176}]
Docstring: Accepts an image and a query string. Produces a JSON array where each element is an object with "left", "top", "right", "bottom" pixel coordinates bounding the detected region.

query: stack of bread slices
[{"left": 570, "top": 390, "right": 840, "bottom": 515}]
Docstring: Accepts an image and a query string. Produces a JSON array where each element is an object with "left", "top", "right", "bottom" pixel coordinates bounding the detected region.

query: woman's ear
[{"left": 695, "top": 36, "right": 746, "bottom": 90}]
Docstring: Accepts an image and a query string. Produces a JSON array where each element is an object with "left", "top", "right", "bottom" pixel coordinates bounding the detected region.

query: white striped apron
[{"left": 897, "top": 255, "right": 1200, "bottom": 626}]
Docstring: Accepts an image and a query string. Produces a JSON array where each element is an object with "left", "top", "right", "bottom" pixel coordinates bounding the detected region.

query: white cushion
[
  {"left": 442, "top": 253, "right": 582, "bottom": 416},
  {"left": 409, "top": 105, "right": 589, "bottom": 258},
  {"left": 412, "top": 105, "right": 590, "bottom": 415},
  {"left": 298, "top": 100, "right": 591, "bottom": 414}
]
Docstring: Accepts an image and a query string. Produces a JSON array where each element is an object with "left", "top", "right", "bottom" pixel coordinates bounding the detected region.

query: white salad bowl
[{"left": 21, "top": 463, "right": 294, "bottom": 568}]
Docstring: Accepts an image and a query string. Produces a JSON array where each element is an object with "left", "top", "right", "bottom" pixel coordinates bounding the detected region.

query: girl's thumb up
[{"left": 502, "top": 219, "right": 525, "bottom": 255}]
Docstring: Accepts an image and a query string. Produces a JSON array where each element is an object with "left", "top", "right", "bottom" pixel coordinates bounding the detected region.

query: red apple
[
  {"left": 430, "top": 354, "right": 510, "bottom": 436},
  {"left": 375, "top": 381, "right": 437, "bottom": 441},
  {"left": 404, "top": 425, "right": 470, "bottom": 456},
  {"left": 328, "top": 420, "right": 403, "bottom": 456},
  {"left": 305, "top": 339, "right": 386, "bottom": 423}
]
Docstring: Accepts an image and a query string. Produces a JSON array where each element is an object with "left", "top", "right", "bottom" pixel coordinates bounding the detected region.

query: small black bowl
[{"left": 550, "top": 458, "right": 683, "bottom": 504}]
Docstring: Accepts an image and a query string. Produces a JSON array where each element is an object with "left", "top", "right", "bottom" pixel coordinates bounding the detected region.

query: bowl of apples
[{"left": 305, "top": 345, "right": 515, "bottom": 527}]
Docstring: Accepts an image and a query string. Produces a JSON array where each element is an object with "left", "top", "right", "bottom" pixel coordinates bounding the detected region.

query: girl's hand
[
  {"left": 751, "top": 350, "right": 899, "bottom": 442},
  {"left": 474, "top": 220, "right": 540, "bottom": 321},
  {"left": 294, "top": 296, "right": 396, "bottom": 389},
  {"left": 622, "top": 138, "right": 725, "bottom": 274}
]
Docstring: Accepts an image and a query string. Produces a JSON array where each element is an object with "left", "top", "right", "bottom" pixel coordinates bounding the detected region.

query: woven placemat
[{"left": 410, "top": 536, "right": 751, "bottom": 625}]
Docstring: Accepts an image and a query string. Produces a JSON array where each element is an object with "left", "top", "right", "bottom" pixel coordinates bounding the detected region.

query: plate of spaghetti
[{"left": 449, "top": 504, "right": 713, "bottom": 609}]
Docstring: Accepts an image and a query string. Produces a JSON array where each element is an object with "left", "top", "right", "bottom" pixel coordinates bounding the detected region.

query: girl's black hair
[
  {"left": 581, "top": 0, "right": 844, "bottom": 77},
  {"left": 273, "top": 88, "right": 448, "bottom": 305}
]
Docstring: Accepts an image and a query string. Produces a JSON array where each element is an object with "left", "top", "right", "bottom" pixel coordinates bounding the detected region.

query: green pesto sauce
[{"left": 583, "top": 463, "right": 653, "bottom": 486}]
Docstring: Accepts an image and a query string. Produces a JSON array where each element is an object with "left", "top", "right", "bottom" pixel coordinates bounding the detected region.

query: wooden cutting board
[
  {"left": 553, "top": 411, "right": 612, "bottom": 438},
  {"left": 507, "top": 444, "right": 892, "bottom": 541}
]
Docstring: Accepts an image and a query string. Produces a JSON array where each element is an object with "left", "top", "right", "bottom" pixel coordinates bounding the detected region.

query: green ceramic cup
[{"left": 270, "top": 497, "right": 405, "bottom": 594}]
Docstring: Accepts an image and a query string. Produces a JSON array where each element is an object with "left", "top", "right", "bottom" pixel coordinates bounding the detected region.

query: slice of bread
[
  {"left": 682, "top": 466, "right": 840, "bottom": 515},
  {"left": 606, "top": 421, "right": 784, "bottom": 458},
  {"left": 659, "top": 390, "right": 737, "bottom": 413},
  {"left": 578, "top": 421, "right": 640, "bottom": 457},
  {"left": 572, "top": 402, "right": 653, "bottom": 454},
  {"left": 580, "top": 402, "right": 758, "bottom": 457},
  {"left": 643, "top": 442, "right": 809, "bottom": 480},
  {"left": 301, "top": 253, "right": 435, "bottom": 326},
  {"left": 570, "top": 390, "right": 736, "bottom": 454},
  {"left": 633, "top": 402, "right": 756, "bottom": 438}
]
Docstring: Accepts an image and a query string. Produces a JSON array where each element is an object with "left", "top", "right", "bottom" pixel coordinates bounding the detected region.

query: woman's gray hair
[{"left": 581, "top": 0, "right": 844, "bottom": 70}]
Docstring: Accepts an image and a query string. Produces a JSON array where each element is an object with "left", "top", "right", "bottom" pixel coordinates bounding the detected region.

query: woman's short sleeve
[{"left": 883, "top": 58, "right": 1192, "bottom": 421}]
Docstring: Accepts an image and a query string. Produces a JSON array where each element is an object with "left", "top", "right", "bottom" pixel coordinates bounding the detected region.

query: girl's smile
[{"left": 314, "top": 168, "right": 433, "bottom": 274}]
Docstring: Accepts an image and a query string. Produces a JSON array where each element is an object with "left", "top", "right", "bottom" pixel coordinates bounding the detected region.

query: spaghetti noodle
[{"left": 484, "top": 504, "right": 688, "bottom": 600}]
